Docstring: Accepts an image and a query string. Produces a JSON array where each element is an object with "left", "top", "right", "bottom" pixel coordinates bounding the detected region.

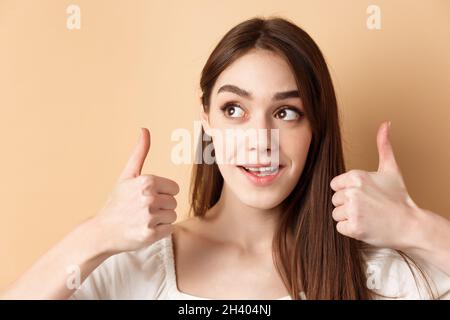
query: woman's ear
[{"left": 200, "top": 109, "right": 211, "bottom": 136}]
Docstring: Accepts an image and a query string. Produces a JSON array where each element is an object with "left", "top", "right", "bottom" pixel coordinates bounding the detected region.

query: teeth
[
  {"left": 243, "top": 166, "right": 279, "bottom": 176},
  {"left": 246, "top": 166, "right": 278, "bottom": 172}
]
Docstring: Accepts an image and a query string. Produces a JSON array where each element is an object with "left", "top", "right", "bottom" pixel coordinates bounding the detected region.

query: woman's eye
[
  {"left": 275, "top": 108, "right": 301, "bottom": 121},
  {"left": 222, "top": 104, "right": 245, "bottom": 118}
]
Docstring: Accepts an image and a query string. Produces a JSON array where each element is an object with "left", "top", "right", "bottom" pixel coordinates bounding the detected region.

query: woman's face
[{"left": 201, "top": 49, "right": 312, "bottom": 209}]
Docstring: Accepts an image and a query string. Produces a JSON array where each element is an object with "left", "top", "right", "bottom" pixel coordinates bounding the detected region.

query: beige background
[{"left": 0, "top": 0, "right": 449, "bottom": 290}]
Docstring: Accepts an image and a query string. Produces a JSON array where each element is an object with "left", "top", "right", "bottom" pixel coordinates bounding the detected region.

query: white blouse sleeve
[
  {"left": 69, "top": 237, "right": 170, "bottom": 300},
  {"left": 363, "top": 246, "right": 450, "bottom": 300}
]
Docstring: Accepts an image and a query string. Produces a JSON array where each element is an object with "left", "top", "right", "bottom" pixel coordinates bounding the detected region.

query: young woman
[{"left": 2, "top": 17, "right": 449, "bottom": 300}]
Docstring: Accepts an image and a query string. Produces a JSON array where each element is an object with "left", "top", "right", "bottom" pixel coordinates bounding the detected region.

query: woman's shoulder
[
  {"left": 360, "top": 244, "right": 450, "bottom": 299},
  {"left": 69, "top": 235, "right": 174, "bottom": 300}
]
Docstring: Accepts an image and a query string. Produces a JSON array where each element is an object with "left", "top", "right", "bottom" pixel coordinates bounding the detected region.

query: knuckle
[
  {"left": 174, "top": 183, "right": 180, "bottom": 195},
  {"left": 331, "top": 192, "right": 337, "bottom": 205},
  {"left": 350, "top": 170, "right": 366, "bottom": 186},
  {"left": 350, "top": 209, "right": 364, "bottom": 227},
  {"left": 172, "top": 197, "right": 178, "bottom": 208},
  {"left": 345, "top": 188, "right": 363, "bottom": 205},
  {"left": 331, "top": 208, "right": 338, "bottom": 220},
  {"left": 148, "top": 212, "right": 159, "bottom": 224},
  {"left": 347, "top": 204, "right": 358, "bottom": 218},
  {"left": 169, "top": 211, "right": 177, "bottom": 222},
  {"left": 141, "top": 194, "right": 155, "bottom": 207},
  {"left": 147, "top": 193, "right": 156, "bottom": 204},
  {"left": 138, "top": 175, "right": 155, "bottom": 188},
  {"left": 137, "top": 175, "right": 149, "bottom": 185},
  {"left": 344, "top": 188, "right": 356, "bottom": 201},
  {"left": 146, "top": 175, "right": 155, "bottom": 186}
]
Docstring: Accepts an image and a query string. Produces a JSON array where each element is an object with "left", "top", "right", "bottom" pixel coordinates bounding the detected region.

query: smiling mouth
[
  {"left": 237, "top": 165, "right": 284, "bottom": 177},
  {"left": 236, "top": 164, "right": 285, "bottom": 186}
]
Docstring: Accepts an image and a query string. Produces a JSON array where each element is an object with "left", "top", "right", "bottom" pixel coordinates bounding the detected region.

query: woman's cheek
[{"left": 283, "top": 133, "right": 311, "bottom": 175}]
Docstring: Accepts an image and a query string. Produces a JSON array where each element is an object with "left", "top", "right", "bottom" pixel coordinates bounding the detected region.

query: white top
[{"left": 69, "top": 235, "right": 450, "bottom": 300}]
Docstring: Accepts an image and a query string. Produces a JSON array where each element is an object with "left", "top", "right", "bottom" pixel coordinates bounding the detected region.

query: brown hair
[{"left": 189, "top": 17, "right": 434, "bottom": 299}]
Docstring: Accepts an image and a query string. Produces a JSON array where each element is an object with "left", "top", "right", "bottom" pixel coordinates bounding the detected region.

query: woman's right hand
[
  {"left": 92, "top": 127, "right": 180, "bottom": 255},
  {"left": 0, "top": 127, "right": 178, "bottom": 300}
]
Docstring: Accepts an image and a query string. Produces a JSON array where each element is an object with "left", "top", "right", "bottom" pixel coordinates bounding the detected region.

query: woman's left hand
[{"left": 329, "top": 121, "right": 420, "bottom": 250}]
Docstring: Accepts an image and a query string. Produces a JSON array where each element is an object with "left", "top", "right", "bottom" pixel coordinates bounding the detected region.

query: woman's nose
[{"left": 246, "top": 112, "right": 278, "bottom": 156}]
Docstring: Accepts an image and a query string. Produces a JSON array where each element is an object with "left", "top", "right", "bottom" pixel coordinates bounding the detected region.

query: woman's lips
[{"left": 237, "top": 165, "right": 284, "bottom": 186}]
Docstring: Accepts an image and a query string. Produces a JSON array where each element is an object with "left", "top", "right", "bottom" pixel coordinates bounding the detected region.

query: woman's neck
[{"left": 202, "top": 184, "right": 280, "bottom": 254}]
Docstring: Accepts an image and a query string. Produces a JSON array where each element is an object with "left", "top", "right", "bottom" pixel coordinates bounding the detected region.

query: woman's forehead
[{"left": 212, "top": 50, "right": 298, "bottom": 99}]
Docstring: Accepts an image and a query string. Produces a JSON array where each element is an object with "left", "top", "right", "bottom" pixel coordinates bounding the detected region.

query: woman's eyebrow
[{"left": 217, "top": 84, "right": 299, "bottom": 100}]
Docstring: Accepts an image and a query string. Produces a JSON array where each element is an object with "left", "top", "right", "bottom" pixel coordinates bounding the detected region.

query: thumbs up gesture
[
  {"left": 93, "top": 128, "right": 179, "bottom": 254},
  {"left": 330, "top": 122, "right": 420, "bottom": 249}
]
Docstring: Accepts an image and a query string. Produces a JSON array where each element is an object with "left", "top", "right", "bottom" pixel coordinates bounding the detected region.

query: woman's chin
[{"left": 238, "top": 193, "right": 285, "bottom": 210}]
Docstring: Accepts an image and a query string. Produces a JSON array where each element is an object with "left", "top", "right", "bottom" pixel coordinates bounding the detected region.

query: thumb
[
  {"left": 376, "top": 121, "right": 400, "bottom": 174},
  {"left": 117, "top": 128, "right": 151, "bottom": 182}
]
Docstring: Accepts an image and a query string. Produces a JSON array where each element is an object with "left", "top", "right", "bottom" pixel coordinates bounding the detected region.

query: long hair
[{"left": 189, "top": 17, "right": 433, "bottom": 299}]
